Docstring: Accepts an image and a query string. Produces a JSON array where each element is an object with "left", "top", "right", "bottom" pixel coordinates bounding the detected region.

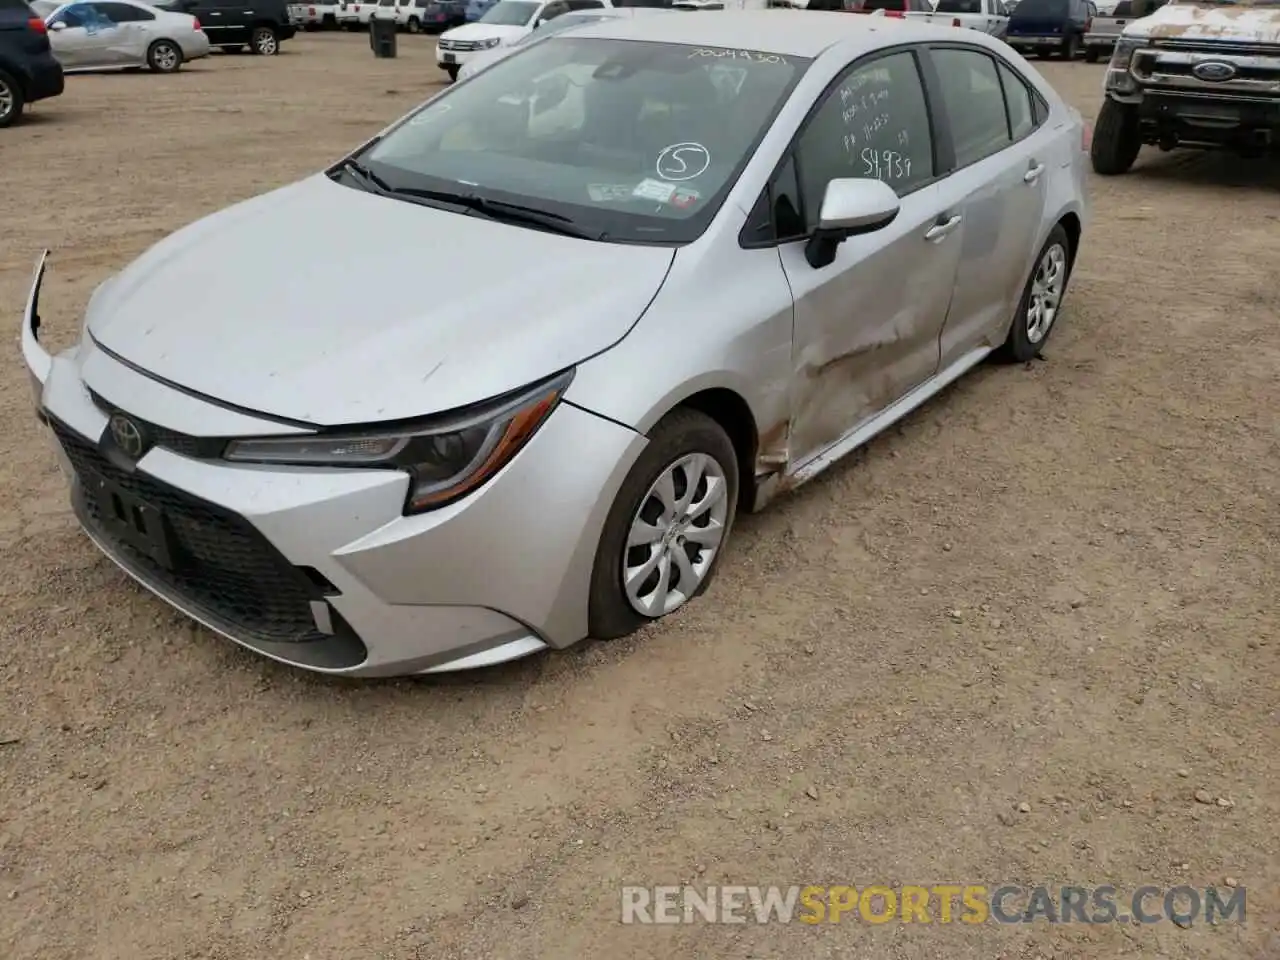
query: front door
[
  {"left": 49, "top": 3, "right": 121, "bottom": 68},
  {"left": 925, "top": 46, "right": 1049, "bottom": 367},
  {"left": 776, "top": 49, "right": 965, "bottom": 466}
]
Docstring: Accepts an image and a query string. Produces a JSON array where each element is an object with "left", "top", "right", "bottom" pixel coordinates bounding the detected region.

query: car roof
[{"left": 566, "top": 9, "right": 966, "bottom": 59}]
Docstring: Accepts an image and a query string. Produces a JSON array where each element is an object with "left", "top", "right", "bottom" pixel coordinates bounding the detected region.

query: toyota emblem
[
  {"left": 109, "top": 413, "right": 148, "bottom": 459},
  {"left": 1192, "top": 60, "right": 1237, "bottom": 82}
]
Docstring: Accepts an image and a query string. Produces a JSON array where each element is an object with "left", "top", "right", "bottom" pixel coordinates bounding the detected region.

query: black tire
[
  {"left": 406, "top": 15, "right": 421, "bottom": 31},
  {"left": 323, "top": 13, "right": 337, "bottom": 27},
  {"left": 0, "top": 69, "right": 24, "bottom": 129},
  {"left": 1084, "top": 45, "right": 1100, "bottom": 63},
  {"left": 588, "top": 409, "right": 739, "bottom": 641},
  {"left": 1091, "top": 97, "right": 1142, "bottom": 175},
  {"left": 1061, "top": 33, "right": 1079, "bottom": 59},
  {"left": 999, "top": 224, "right": 1072, "bottom": 363},
  {"left": 250, "top": 25, "right": 279, "bottom": 55},
  {"left": 147, "top": 39, "right": 183, "bottom": 73},
  {"left": 445, "top": 64, "right": 458, "bottom": 81}
]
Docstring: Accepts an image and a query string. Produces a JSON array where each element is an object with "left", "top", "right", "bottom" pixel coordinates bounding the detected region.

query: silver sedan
[
  {"left": 21, "top": 12, "right": 1088, "bottom": 677},
  {"left": 39, "top": 0, "right": 210, "bottom": 73}
]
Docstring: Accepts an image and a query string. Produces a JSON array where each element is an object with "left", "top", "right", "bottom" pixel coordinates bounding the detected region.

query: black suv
[
  {"left": 0, "top": 0, "right": 62, "bottom": 127},
  {"left": 1007, "top": 0, "right": 1094, "bottom": 59},
  {"left": 155, "top": 0, "right": 297, "bottom": 54}
]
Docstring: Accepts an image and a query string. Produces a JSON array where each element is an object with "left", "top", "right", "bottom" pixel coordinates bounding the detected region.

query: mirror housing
[
  {"left": 49, "top": 19, "right": 66, "bottom": 29},
  {"left": 804, "top": 177, "right": 901, "bottom": 269}
]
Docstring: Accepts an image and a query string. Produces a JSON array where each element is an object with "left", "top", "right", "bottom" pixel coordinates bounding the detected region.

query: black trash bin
[{"left": 370, "top": 17, "right": 397, "bottom": 58}]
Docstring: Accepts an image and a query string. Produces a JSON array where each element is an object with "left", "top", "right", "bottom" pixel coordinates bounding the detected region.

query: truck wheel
[
  {"left": 1061, "top": 33, "right": 1080, "bottom": 59},
  {"left": 0, "top": 69, "right": 24, "bottom": 129},
  {"left": 1091, "top": 98, "right": 1142, "bottom": 175},
  {"left": 251, "top": 25, "right": 279, "bottom": 55},
  {"left": 1084, "top": 46, "right": 1100, "bottom": 63},
  {"left": 406, "top": 15, "right": 421, "bottom": 31}
]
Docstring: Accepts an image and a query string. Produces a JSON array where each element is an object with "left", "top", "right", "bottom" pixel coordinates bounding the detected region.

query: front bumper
[
  {"left": 436, "top": 46, "right": 489, "bottom": 67},
  {"left": 1136, "top": 90, "right": 1280, "bottom": 148},
  {"left": 20, "top": 253, "right": 646, "bottom": 677},
  {"left": 1009, "top": 35, "right": 1068, "bottom": 49}
]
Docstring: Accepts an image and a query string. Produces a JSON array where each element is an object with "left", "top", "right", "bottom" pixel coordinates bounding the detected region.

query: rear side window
[
  {"left": 997, "top": 61, "right": 1034, "bottom": 140},
  {"left": 930, "top": 48, "right": 1011, "bottom": 167}
]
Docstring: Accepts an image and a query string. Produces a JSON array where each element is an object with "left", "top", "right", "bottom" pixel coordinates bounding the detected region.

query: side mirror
[
  {"left": 805, "top": 177, "right": 900, "bottom": 269},
  {"left": 50, "top": 19, "right": 66, "bottom": 29}
]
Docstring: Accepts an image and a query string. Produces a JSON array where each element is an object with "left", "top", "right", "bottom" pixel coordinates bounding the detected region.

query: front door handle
[
  {"left": 1024, "top": 162, "right": 1046, "bottom": 184},
  {"left": 924, "top": 214, "right": 963, "bottom": 242}
]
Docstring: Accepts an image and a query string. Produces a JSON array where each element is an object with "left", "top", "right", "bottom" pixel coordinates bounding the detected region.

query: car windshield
[
  {"left": 480, "top": 0, "right": 537, "bottom": 22},
  {"left": 355, "top": 37, "right": 808, "bottom": 244},
  {"left": 515, "top": 10, "right": 603, "bottom": 39}
]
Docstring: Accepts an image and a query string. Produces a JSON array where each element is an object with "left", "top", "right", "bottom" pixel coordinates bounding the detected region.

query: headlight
[
  {"left": 1105, "top": 37, "right": 1145, "bottom": 95},
  {"left": 480, "top": 36, "right": 500, "bottom": 48},
  {"left": 224, "top": 369, "right": 573, "bottom": 514}
]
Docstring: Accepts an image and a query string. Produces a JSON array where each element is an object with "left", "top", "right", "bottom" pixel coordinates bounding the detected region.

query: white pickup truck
[{"left": 906, "top": 0, "right": 1011, "bottom": 37}]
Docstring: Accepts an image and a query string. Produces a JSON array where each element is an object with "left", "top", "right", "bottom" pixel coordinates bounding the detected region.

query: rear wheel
[
  {"left": 1084, "top": 45, "right": 1100, "bottom": 63},
  {"left": 1061, "top": 33, "right": 1079, "bottom": 59},
  {"left": 0, "top": 69, "right": 24, "bottom": 129},
  {"left": 1090, "top": 97, "right": 1142, "bottom": 175},
  {"left": 147, "top": 39, "right": 183, "bottom": 73},
  {"left": 406, "top": 15, "right": 421, "bottom": 31},
  {"left": 588, "top": 409, "right": 739, "bottom": 640},
  {"left": 1000, "top": 225, "right": 1072, "bottom": 363},
  {"left": 250, "top": 25, "right": 279, "bottom": 54}
]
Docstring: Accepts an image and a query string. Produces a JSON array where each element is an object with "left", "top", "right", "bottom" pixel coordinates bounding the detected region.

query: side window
[
  {"left": 793, "top": 50, "right": 934, "bottom": 230},
  {"left": 997, "top": 61, "right": 1034, "bottom": 140},
  {"left": 929, "top": 48, "right": 1011, "bottom": 168},
  {"left": 566, "top": 0, "right": 602, "bottom": 8},
  {"left": 97, "top": 1, "right": 152, "bottom": 18}
]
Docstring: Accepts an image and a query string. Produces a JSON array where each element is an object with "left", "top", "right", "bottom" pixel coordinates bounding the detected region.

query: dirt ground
[{"left": 1, "top": 32, "right": 1277, "bottom": 960}]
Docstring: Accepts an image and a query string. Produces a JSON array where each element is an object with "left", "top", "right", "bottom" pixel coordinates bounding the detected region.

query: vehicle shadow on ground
[{"left": 1130, "top": 148, "right": 1280, "bottom": 189}]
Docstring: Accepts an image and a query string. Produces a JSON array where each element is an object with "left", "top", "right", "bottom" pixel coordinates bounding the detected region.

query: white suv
[{"left": 436, "top": 0, "right": 610, "bottom": 80}]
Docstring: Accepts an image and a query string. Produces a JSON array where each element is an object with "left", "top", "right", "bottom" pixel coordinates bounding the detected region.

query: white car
[
  {"left": 436, "top": 0, "right": 611, "bottom": 80},
  {"left": 456, "top": 5, "right": 669, "bottom": 80},
  {"left": 40, "top": 0, "right": 210, "bottom": 73},
  {"left": 287, "top": 1, "right": 340, "bottom": 27},
  {"left": 336, "top": 0, "right": 378, "bottom": 27}
]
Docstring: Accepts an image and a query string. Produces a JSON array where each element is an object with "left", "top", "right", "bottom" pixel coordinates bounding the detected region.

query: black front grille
[
  {"left": 89, "top": 390, "right": 224, "bottom": 460},
  {"left": 51, "top": 418, "right": 329, "bottom": 645}
]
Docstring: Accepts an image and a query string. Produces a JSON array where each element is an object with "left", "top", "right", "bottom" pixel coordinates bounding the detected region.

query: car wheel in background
[
  {"left": 251, "top": 25, "right": 279, "bottom": 54},
  {"left": 147, "top": 39, "right": 184, "bottom": 73},
  {"left": 1090, "top": 97, "right": 1142, "bottom": 175},
  {"left": 588, "top": 409, "right": 739, "bottom": 640},
  {"left": 445, "top": 64, "right": 458, "bottom": 81},
  {"left": 0, "top": 69, "right": 23, "bottom": 128},
  {"left": 406, "top": 15, "right": 421, "bottom": 31},
  {"left": 999, "top": 224, "right": 1072, "bottom": 363},
  {"left": 1084, "top": 45, "right": 1099, "bottom": 62},
  {"left": 1061, "top": 33, "right": 1079, "bottom": 59},
  {"left": 323, "top": 13, "right": 337, "bottom": 26}
]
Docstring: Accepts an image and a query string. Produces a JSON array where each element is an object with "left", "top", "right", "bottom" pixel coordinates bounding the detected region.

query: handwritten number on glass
[{"left": 687, "top": 48, "right": 788, "bottom": 66}]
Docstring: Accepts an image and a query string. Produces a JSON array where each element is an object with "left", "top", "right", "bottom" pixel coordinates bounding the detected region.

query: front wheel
[
  {"left": 1000, "top": 225, "right": 1072, "bottom": 363},
  {"left": 1091, "top": 97, "right": 1142, "bottom": 175},
  {"left": 147, "top": 39, "right": 183, "bottom": 73},
  {"left": 0, "top": 69, "right": 23, "bottom": 128},
  {"left": 250, "top": 25, "right": 279, "bottom": 55},
  {"left": 588, "top": 409, "right": 739, "bottom": 640},
  {"left": 444, "top": 64, "right": 458, "bottom": 81}
]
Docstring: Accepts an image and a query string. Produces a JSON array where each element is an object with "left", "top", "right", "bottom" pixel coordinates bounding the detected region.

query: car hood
[
  {"left": 442, "top": 21, "right": 528, "bottom": 39},
  {"left": 87, "top": 175, "right": 674, "bottom": 427},
  {"left": 1128, "top": 1, "right": 1280, "bottom": 43}
]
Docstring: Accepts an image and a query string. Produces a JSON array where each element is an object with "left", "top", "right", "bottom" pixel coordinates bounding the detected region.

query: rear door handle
[
  {"left": 924, "top": 214, "right": 963, "bottom": 242},
  {"left": 1024, "top": 163, "right": 1046, "bottom": 183}
]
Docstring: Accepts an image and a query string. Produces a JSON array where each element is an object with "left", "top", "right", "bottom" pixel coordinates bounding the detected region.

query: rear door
[{"left": 922, "top": 45, "right": 1050, "bottom": 368}]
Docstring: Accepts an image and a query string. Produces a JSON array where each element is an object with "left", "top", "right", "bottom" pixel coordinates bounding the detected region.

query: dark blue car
[{"left": 0, "top": 0, "right": 63, "bottom": 128}]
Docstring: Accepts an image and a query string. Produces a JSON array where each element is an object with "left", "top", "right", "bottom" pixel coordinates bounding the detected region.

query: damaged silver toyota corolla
[{"left": 21, "top": 11, "right": 1089, "bottom": 677}]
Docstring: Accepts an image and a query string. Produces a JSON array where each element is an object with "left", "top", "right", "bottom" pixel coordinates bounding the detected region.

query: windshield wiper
[
  {"left": 332, "top": 158, "right": 395, "bottom": 194},
  {"left": 389, "top": 187, "right": 607, "bottom": 241}
]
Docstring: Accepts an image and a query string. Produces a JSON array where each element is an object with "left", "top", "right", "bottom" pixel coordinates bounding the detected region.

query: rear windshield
[
  {"left": 1011, "top": 0, "right": 1066, "bottom": 15},
  {"left": 936, "top": 0, "right": 981, "bottom": 11},
  {"left": 854, "top": 0, "right": 907, "bottom": 9}
]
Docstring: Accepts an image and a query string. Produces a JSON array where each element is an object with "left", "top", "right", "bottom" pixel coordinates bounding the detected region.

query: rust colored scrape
[
  {"left": 1149, "top": 1, "right": 1280, "bottom": 39},
  {"left": 755, "top": 419, "right": 790, "bottom": 473}
]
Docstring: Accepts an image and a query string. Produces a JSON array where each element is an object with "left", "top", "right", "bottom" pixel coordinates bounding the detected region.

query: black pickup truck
[{"left": 0, "top": 0, "right": 63, "bottom": 127}]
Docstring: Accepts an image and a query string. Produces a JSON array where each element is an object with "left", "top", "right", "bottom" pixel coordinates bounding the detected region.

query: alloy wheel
[
  {"left": 0, "top": 79, "right": 12, "bottom": 123},
  {"left": 1026, "top": 242, "right": 1067, "bottom": 344},
  {"left": 153, "top": 42, "right": 179, "bottom": 71},
  {"left": 623, "top": 452, "right": 729, "bottom": 618},
  {"left": 255, "top": 30, "right": 278, "bottom": 54}
]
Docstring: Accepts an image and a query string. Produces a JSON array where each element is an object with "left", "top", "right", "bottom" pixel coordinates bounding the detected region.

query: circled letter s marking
[{"left": 656, "top": 143, "right": 711, "bottom": 182}]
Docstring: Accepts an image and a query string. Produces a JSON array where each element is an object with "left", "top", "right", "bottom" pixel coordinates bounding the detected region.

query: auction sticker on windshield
[{"left": 633, "top": 178, "right": 677, "bottom": 203}]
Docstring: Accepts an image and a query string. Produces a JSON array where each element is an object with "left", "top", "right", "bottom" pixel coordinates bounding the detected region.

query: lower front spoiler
[
  {"left": 70, "top": 485, "right": 549, "bottom": 677},
  {"left": 1138, "top": 93, "right": 1280, "bottom": 152}
]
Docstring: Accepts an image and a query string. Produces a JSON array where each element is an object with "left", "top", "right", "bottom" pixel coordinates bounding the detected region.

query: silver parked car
[
  {"left": 456, "top": 5, "right": 671, "bottom": 81},
  {"left": 38, "top": 0, "right": 210, "bottom": 73},
  {"left": 21, "top": 12, "right": 1088, "bottom": 677}
]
